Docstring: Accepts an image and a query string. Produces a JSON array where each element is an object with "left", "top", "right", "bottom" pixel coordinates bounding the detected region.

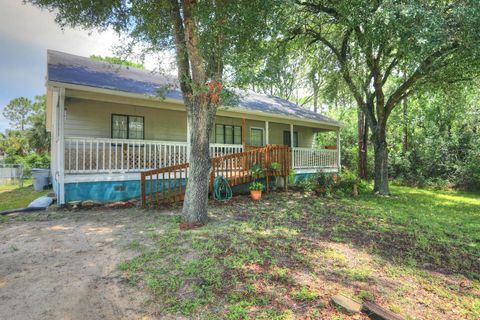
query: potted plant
[
  {"left": 270, "top": 162, "right": 281, "bottom": 171},
  {"left": 249, "top": 163, "right": 265, "bottom": 180},
  {"left": 269, "top": 162, "right": 281, "bottom": 191},
  {"left": 249, "top": 181, "right": 264, "bottom": 200},
  {"left": 249, "top": 163, "right": 265, "bottom": 200}
]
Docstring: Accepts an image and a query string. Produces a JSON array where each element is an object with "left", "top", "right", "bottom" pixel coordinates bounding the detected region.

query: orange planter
[
  {"left": 250, "top": 190, "right": 262, "bottom": 201},
  {"left": 325, "top": 145, "right": 337, "bottom": 150}
]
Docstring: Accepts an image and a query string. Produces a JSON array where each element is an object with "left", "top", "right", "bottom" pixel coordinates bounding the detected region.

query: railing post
[
  {"left": 141, "top": 172, "right": 146, "bottom": 207},
  {"left": 336, "top": 129, "right": 341, "bottom": 172},
  {"left": 209, "top": 160, "right": 215, "bottom": 193}
]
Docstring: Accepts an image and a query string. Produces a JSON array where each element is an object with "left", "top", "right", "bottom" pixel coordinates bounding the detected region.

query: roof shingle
[{"left": 47, "top": 50, "right": 340, "bottom": 126}]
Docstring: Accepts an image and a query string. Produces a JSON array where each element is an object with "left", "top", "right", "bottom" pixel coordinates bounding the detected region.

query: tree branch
[
  {"left": 385, "top": 44, "right": 459, "bottom": 117},
  {"left": 168, "top": 0, "right": 192, "bottom": 94},
  {"left": 382, "top": 57, "right": 397, "bottom": 85}
]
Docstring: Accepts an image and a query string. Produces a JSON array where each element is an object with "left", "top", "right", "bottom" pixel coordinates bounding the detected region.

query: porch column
[
  {"left": 265, "top": 121, "right": 269, "bottom": 145},
  {"left": 186, "top": 117, "right": 191, "bottom": 163},
  {"left": 290, "top": 123, "right": 294, "bottom": 167},
  {"left": 336, "top": 129, "right": 341, "bottom": 172},
  {"left": 55, "top": 87, "right": 66, "bottom": 205},
  {"left": 241, "top": 118, "right": 246, "bottom": 147}
]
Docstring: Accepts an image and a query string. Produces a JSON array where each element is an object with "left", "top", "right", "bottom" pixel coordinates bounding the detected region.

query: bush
[
  {"left": 296, "top": 176, "right": 316, "bottom": 192},
  {"left": 12, "top": 153, "right": 50, "bottom": 177},
  {"left": 249, "top": 181, "right": 264, "bottom": 191},
  {"left": 249, "top": 163, "right": 265, "bottom": 180},
  {"left": 269, "top": 162, "right": 281, "bottom": 171}
]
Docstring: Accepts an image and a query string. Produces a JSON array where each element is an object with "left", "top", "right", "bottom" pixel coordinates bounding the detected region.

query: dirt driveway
[{"left": 0, "top": 208, "right": 163, "bottom": 320}]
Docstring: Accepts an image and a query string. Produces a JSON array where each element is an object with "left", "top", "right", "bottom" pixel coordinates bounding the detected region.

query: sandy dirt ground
[{"left": 0, "top": 208, "right": 161, "bottom": 320}]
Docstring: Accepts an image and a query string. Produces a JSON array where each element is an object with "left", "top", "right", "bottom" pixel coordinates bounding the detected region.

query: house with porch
[{"left": 45, "top": 50, "right": 341, "bottom": 205}]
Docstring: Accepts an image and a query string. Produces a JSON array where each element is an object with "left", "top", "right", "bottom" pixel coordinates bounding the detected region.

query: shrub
[
  {"left": 296, "top": 176, "right": 316, "bottom": 192},
  {"left": 13, "top": 153, "right": 50, "bottom": 177},
  {"left": 249, "top": 163, "right": 265, "bottom": 180},
  {"left": 249, "top": 181, "right": 264, "bottom": 191},
  {"left": 334, "top": 170, "right": 368, "bottom": 196},
  {"left": 269, "top": 162, "right": 281, "bottom": 171}
]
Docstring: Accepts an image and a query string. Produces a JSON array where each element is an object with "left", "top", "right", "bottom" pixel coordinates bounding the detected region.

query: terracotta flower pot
[
  {"left": 250, "top": 190, "right": 262, "bottom": 201},
  {"left": 315, "top": 187, "right": 326, "bottom": 194},
  {"left": 325, "top": 145, "right": 337, "bottom": 150}
]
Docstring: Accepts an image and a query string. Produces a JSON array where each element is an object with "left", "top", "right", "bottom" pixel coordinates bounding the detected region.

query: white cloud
[
  {"left": 0, "top": 1, "right": 179, "bottom": 133},
  {"left": 0, "top": 1, "right": 120, "bottom": 58}
]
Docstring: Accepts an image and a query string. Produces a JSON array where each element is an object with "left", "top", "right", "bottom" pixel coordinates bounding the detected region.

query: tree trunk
[
  {"left": 402, "top": 97, "right": 408, "bottom": 153},
  {"left": 182, "top": 99, "right": 215, "bottom": 224},
  {"left": 357, "top": 110, "right": 368, "bottom": 179},
  {"left": 372, "top": 128, "right": 389, "bottom": 194},
  {"left": 312, "top": 81, "right": 319, "bottom": 113}
]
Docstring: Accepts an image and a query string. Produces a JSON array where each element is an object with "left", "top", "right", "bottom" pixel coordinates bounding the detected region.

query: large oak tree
[
  {"left": 29, "top": 0, "right": 278, "bottom": 223},
  {"left": 292, "top": 0, "right": 480, "bottom": 194}
]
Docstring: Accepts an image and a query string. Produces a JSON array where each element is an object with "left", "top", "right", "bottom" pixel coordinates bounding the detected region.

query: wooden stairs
[{"left": 140, "top": 144, "right": 291, "bottom": 207}]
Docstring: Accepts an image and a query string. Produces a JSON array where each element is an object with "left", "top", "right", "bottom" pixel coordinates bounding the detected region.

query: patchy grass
[
  {"left": 0, "top": 181, "right": 49, "bottom": 213},
  {"left": 119, "top": 186, "right": 480, "bottom": 319}
]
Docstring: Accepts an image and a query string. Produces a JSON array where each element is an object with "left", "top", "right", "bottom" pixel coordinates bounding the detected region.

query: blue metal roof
[{"left": 47, "top": 50, "right": 340, "bottom": 126}]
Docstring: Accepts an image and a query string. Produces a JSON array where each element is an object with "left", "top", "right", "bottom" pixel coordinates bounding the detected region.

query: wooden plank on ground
[{"left": 362, "top": 301, "right": 404, "bottom": 320}]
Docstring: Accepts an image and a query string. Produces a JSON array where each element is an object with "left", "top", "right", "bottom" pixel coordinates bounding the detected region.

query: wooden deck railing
[
  {"left": 140, "top": 163, "right": 189, "bottom": 207},
  {"left": 141, "top": 144, "right": 291, "bottom": 207}
]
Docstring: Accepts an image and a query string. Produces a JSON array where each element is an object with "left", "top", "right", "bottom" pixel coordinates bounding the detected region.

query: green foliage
[
  {"left": 296, "top": 176, "right": 316, "bottom": 193},
  {"left": 291, "top": 287, "right": 318, "bottom": 301},
  {"left": 1, "top": 95, "right": 50, "bottom": 175},
  {"left": 26, "top": 95, "right": 50, "bottom": 153},
  {"left": 90, "top": 55, "right": 145, "bottom": 69},
  {"left": 269, "top": 162, "right": 281, "bottom": 171},
  {"left": 387, "top": 86, "right": 480, "bottom": 189},
  {"left": 335, "top": 170, "right": 358, "bottom": 195},
  {"left": 315, "top": 171, "right": 336, "bottom": 193},
  {"left": 15, "top": 153, "right": 50, "bottom": 176},
  {"left": 249, "top": 163, "right": 265, "bottom": 181},
  {"left": 3, "top": 97, "right": 32, "bottom": 131},
  {"left": 248, "top": 181, "right": 264, "bottom": 191}
]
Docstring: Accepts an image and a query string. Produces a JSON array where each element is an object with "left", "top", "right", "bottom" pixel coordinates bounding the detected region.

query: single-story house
[{"left": 45, "top": 50, "right": 341, "bottom": 205}]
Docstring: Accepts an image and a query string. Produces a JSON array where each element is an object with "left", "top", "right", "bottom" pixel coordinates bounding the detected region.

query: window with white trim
[
  {"left": 112, "top": 114, "right": 144, "bottom": 139},
  {"left": 250, "top": 127, "right": 264, "bottom": 146},
  {"left": 215, "top": 124, "right": 242, "bottom": 144}
]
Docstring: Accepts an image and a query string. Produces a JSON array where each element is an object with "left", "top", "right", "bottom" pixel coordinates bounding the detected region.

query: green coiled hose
[{"left": 213, "top": 176, "right": 232, "bottom": 201}]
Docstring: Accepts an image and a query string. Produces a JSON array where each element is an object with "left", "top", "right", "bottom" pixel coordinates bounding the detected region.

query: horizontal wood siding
[{"left": 65, "top": 98, "right": 187, "bottom": 141}]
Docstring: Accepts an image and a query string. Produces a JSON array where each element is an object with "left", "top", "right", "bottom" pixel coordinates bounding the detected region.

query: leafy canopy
[{"left": 90, "top": 55, "right": 145, "bottom": 69}]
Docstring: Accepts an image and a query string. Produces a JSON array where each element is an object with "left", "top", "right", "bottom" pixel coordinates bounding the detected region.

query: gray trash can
[{"left": 32, "top": 169, "right": 50, "bottom": 191}]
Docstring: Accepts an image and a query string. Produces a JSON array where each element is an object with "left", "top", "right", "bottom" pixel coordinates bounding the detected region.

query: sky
[{"left": 0, "top": 1, "right": 148, "bottom": 132}]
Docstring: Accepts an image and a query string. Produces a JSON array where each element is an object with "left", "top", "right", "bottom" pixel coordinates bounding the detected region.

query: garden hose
[{"left": 213, "top": 176, "right": 232, "bottom": 202}]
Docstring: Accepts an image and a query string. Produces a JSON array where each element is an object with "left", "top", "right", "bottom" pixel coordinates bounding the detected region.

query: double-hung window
[
  {"left": 112, "top": 114, "right": 144, "bottom": 139},
  {"left": 215, "top": 124, "right": 242, "bottom": 144}
]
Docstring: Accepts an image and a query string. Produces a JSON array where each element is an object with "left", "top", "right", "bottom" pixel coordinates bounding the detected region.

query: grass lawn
[
  {"left": 0, "top": 180, "right": 49, "bottom": 212},
  {"left": 120, "top": 185, "right": 480, "bottom": 319}
]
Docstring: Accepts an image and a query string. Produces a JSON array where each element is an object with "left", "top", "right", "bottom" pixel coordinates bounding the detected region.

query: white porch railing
[
  {"left": 64, "top": 137, "right": 338, "bottom": 174},
  {"left": 292, "top": 147, "right": 338, "bottom": 170},
  {"left": 209, "top": 143, "right": 244, "bottom": 157},
  {"left": 64, "top": 137, "right": 245, "bottom": 174}
]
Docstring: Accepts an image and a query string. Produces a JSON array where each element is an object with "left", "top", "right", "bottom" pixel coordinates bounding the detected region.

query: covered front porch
[
  {"left": 59, "top": 99, "right": 340, "bottom": 180},
  {"left": 51, "top": 89, "right": 341, "bottom": 204}
]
